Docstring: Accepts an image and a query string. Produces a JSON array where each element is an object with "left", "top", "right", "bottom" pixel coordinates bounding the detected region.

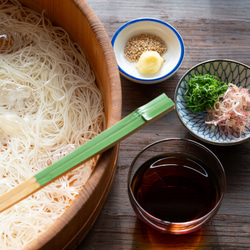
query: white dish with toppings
[{"left": 111, "top": 18, "right": 185, "bottom": 84}]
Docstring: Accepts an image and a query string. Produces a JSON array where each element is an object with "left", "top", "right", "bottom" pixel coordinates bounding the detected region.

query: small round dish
[
  {"left": 128, "top": 138, "right": 226, "bottom": 234},
  {"left": 111, "top": 18, "right": 185, "bottom": 84},
  {"left": 175, "top": 59, "right": 250, "bottom": 146}
]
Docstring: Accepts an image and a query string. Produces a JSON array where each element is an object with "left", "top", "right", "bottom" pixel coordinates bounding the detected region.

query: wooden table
[{"left": 79, "top": 0, "right": 250, "bottom": 249}]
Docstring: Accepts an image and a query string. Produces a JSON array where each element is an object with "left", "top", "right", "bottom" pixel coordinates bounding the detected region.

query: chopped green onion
[{"left": 184, "top": 74, "right": 228, "bottom": 113}]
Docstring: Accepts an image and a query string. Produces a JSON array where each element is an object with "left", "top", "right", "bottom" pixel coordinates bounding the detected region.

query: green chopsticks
[{"left": 0, "top": 93, "right": 174, "bottom": 212}]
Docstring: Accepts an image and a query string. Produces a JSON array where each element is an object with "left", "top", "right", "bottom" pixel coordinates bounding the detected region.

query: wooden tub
[{"left": 16, "top": 0, "right": 122, "bottom": 249}]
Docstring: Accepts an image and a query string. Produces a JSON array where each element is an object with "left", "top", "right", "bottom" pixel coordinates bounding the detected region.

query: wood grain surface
[{"left": 79, "top": 0, "right": 250, "bottom": 249}]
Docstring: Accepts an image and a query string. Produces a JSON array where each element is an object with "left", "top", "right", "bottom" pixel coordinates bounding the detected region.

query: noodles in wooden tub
[{"left": 0, "top": 0, "right": 121, "bottom": 249}]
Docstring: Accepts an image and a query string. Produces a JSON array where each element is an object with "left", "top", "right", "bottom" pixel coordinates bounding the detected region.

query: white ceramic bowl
[
  {"left": 175, "top": 59, "right": 250, "bottom": 146},
  {"left": 111, "top": 18, "right": 185, "bottom": 84}
]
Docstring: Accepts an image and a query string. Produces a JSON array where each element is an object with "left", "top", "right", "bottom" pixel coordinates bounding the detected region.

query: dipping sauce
[{"left": 131, "top": 154, "right": 220, "bottom": 222}]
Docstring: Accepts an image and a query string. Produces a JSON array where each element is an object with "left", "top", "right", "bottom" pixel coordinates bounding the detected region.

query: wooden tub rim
[{"left": 14, "top": 0, "right": 123, "bottom": 249}]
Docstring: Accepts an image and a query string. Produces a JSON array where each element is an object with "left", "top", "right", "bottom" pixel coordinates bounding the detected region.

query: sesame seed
[{"left": 124, "top": 33, "right": 167, "bottom": 62}]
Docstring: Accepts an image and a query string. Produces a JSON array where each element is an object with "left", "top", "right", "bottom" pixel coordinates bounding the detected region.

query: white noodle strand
[{"left": 0, "top": 0, "right": 105, "bottom": 249}]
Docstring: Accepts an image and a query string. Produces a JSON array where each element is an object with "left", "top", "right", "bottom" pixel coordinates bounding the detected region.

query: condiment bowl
[
  {"left": 128, "top": 138, "right": 226, "bottom": 234},
  {"left": 175, "top": 59, "right": 250, "bottom": 146},
  {"left": 111, "top": 18, "right": 185, "bottom": 84}
]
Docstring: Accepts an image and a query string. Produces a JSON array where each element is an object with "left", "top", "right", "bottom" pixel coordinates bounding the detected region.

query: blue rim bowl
[
  {"left": 175, "top": 59, "right": 250, "bottom": 146},
  {"left": 111, "top": 18, "right": 185, "bottom": 84}
]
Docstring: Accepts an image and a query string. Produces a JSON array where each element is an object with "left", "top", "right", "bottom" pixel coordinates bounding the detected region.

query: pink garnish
[{"left": 205, "top": 83, "right": 250, "bottom": 138}]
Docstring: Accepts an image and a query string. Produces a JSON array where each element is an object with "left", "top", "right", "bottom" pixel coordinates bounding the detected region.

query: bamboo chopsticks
[{"left": 0, "top": 93, "right": 175, "bottom": 213}]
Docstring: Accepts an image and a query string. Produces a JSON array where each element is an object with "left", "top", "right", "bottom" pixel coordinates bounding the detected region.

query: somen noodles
[{"left": 0, "top": 0, "right": 105, "bottom": 248}]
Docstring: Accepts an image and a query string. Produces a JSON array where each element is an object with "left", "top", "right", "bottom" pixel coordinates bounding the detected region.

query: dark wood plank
[{"left": 79, "top": 0, "right": 250, "bottom": 249}]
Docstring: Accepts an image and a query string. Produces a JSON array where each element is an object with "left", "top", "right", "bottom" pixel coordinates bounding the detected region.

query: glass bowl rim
[{"left": 127, "top": 138, "right": 226, "bottom": 227}]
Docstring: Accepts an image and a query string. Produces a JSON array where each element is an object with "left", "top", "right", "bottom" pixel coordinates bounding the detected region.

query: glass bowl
[{"left": 127, "top": 138, "right": 226, "bottom": 234}]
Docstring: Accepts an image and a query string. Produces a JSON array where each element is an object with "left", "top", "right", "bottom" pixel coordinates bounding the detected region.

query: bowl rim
[
  {"left": 174, "top": 59, "right": 250, "bottom": 146},
  {"left": 19, "top": 0, "right": 122, "bottom": 249},
  {"left": 127, "top": 138, "right": 226, "bottom": 234},
  {"left": 111, "top": 17, "right": 185, "bottom": 83}
]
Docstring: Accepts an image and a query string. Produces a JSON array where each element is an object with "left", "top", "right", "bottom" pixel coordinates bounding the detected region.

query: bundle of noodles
[{"left": 0, "top": 0, "right": 105, "bottom": 248}]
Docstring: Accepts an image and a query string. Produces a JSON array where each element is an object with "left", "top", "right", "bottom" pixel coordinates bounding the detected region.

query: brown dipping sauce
[{"left": 131, "top": 154, "right": 220, "bottom": 222}]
